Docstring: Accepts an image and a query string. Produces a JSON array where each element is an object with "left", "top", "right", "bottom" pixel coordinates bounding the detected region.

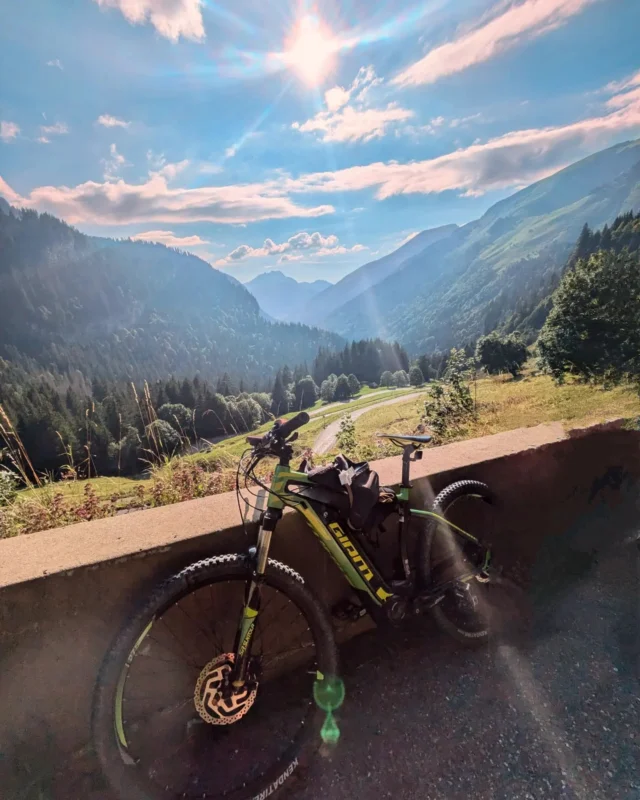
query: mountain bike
[{"left": 93, "top": 411, "right": 519, "bottom": 800}]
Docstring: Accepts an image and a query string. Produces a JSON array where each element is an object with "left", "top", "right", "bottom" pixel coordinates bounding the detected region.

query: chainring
[{"left": 194, "top": 653, "right": 258, "bottom": 725}]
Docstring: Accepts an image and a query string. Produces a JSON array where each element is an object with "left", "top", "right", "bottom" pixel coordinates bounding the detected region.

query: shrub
[
  {"left": 423, "top": 348, "right": 475, "bottom": 442},
  {"left": 336, "top": 415, "right": 357, "bottom": 456},
  {"left": 0, "top": 470, "right": 18, "bottom": 507}
]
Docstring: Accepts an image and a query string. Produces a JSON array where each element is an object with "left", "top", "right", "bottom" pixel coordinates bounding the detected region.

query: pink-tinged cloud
[
  {"left": 294, "top": 103, "right": 414, "bottom": 143},
  {"left": 97, "top": 114, "right": 130, "bottom": 128},
  {"left": 216, "top": 231, "right": 348, "bottom": 265},
  {"left": 0, "top": 173, "right": 335, "bottom": 226},
  {"left": 293, "top": 65, "right": 409, "bottom": 143},
  {"left": 130, "top": 230, "right": 209, "bottom": 247},
  {"left": 0, "top": 121, "right": 20, "bottom": 142},
  {"left": 94, "top": 0, "right": 205, "bottom": 42},
  {"left": 394, "top": 0, "right": 599, "bottom": 87},
  {"left": 285, "top": 84, "right": 640, "bottom": 199},
  {"left": 2, "top": 77, "right": 639, "bottom": 227}
]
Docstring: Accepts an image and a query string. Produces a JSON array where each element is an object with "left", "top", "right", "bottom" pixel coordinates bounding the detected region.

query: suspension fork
[{"left": 231, "top": 508, "right": 282, "bottom": 686}]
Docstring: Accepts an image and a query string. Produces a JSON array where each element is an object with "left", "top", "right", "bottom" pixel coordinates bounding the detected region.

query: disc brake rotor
[{"left": 194, "top": 653, "right": 258, "bottom": 725}]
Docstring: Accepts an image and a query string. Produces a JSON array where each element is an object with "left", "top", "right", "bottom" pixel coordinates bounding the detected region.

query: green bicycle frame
[
  {"left": 264, "top": 463, "right": 486, "bottom": 609},
  {"left": 230, "top": 456, "right": 489, "bottom": 684}
]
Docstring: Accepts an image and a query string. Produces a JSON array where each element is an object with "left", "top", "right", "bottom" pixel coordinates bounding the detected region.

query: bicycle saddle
[{"left": 376, "top": 433, "right": 433, "bottom": 444}]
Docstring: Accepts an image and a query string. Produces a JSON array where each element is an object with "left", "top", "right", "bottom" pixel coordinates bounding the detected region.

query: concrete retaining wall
[{"left": 1, "top": 420, "right": 639, "bottom": 797}]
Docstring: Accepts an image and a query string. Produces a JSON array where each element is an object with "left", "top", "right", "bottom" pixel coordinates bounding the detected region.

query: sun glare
[{"left": 284, "top": 15, "right": 337, "bottom": 86}]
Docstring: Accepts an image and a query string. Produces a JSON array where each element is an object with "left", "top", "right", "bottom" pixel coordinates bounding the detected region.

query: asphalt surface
[
  {"left": 61, "top": 528, "right": 639, "bottom": 800},
  {"left": 295, "top": 540, "right": 640, "bottom": 800},
  {"left": 313, "top": 391, "right": 426, "bottom": 454}
]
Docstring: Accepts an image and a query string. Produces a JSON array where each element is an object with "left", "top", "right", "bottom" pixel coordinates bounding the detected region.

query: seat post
[{"left": 401, "top": 444, "right": 415, "bottom": 488}]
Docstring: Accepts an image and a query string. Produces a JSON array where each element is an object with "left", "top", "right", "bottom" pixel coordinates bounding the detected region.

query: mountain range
[
  {"left": 244, "top": 271, "right": 331, "bottom": 322},
  {"left": 0, "top": 208, "right": 342, "bottom": 386},
  {"left": 279, "top": 138, "right": 640, "bottom": 352},
  {"left": 2, "top": 137, "right": 640, "bottom": 391}
]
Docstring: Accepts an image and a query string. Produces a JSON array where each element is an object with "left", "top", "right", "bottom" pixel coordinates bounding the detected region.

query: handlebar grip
[{"left": 275, "top": 411, "right": 310, "bottom": 439}]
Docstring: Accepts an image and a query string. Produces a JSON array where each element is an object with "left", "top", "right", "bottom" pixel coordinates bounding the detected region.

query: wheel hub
[{"left": 194, "top": 653, "right": 258, "bottom": 725}]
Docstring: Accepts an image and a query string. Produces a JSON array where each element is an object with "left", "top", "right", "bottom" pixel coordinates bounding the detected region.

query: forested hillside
[
  {"left": 302, "top": 224, "right": 458, "bottom": 327},
  {"left": 492, "top": 210, "right": 640, "bottom": 340},
  {"left": 0, "top": 208, "right": 343, "bottom": 385},
  {"left": 314, "top": 139, "right": 640, "bottom": 353}
]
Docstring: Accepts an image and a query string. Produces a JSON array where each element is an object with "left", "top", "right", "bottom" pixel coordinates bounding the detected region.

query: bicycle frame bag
[{"left": 306, "top": 455, "right": 380, "bottom": 531}]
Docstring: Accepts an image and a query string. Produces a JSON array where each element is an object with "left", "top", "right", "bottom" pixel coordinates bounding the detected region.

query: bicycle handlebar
[
  {"left": 246, "top": 411, "right": 310, "bottom": 453},
  {"left": 274, "top": 411, "right": 310, "bottom": 439}
]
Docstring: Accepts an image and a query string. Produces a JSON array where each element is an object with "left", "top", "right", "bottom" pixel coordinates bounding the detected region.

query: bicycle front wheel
[{"left": 92, "top": 554, "right": 338, "bottom": 800}]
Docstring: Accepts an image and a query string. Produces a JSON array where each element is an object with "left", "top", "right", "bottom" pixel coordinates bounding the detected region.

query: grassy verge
[{"left": 346, "top": 373, "right": 640, "bottom": 462}]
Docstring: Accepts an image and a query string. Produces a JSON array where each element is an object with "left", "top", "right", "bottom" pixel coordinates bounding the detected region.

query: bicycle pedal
[{"left": 331, "top": 599, "right": 367, "bottom": 622}]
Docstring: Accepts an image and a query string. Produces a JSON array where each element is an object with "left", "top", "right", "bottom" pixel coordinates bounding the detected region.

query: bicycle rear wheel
[
  {"left": 419, "top": 480, "right": 519, "bottom": 646},
  {"left": 92, "top": 554, "right": 338, "bottom": 800}
]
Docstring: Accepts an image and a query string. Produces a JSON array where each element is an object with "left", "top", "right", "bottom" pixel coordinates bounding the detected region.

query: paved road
[
  {"left": 313, "top": 391, "right": 427, "bottom": 455},
  {"left": 308, "top": 390, "right": 395, "bottom": 418},
  {"left": 296, "top": 540, "right": 640, "bottom": 800}
]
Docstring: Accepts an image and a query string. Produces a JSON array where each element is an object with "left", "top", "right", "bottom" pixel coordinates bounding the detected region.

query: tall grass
[{"left": 0, "top": 403, "right": 41, "bottom": 487}]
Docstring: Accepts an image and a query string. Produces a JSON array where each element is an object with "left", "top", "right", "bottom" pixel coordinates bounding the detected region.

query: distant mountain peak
[{"left": 245, "top": 270, "right": 332, "bottom": 321}]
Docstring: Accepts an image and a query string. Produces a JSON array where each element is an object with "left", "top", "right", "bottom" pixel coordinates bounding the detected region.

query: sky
[{"left": 1, "top": 0, "right": 640, "bottom": 284}]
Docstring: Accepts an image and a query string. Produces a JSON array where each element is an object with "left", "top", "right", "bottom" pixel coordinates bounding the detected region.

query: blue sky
[{"left": 2, "top": 0, "right": 640, "bottom": 283}]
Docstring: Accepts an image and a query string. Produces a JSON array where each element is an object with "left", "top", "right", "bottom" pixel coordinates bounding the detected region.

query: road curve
[
  {"left": 308, "top": 389, "right": 393, "bottom": 418},
  {"left": 312, "top": 391, "right": 426, "bottom": 455}
]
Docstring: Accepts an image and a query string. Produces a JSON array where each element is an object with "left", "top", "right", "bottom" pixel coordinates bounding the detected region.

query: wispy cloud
[
  {"left": 0, "top": 171, "right": 334, "bottom": 226},
  {"left": 0, "top": 121, "right": 20, "bottom": 142},
  {"left": 93, "top": 0, "right": 205, "bottom": 42},
  {"left": 293, "top": 66, "right": 413, "bottom": 143},
  {"left": 97, "top": 114, "right": 130, "bottom": 128},
  {"left": 46, "top": 58, "right": 63, "bottom": 70},
  {"left": 102, "top": 143, "right": 129, "bottom": 178},
  {"left": 394, "top": 0, "right": 599, "bottom": 87},
  {"left": 130, "top": 230, "right": 209, "bottom": 247},
  {"left": 286, "top": 79, "right": 640, "bottom": 199},
  {"left": 37, "top": 122, "right": 69, "bottom": 144},
  {"left": 3, "top": 76, "right": 639, "bottom": 226},
  {"left": 216, "top": 231, "right": 364, "bottom": 265}
]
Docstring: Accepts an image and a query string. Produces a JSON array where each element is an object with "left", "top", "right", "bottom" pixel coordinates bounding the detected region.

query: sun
[{"left": 284, "top": 15, "right": 337, "bottom": 86}]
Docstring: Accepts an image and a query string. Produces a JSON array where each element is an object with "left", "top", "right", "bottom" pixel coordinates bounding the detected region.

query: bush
[
  {"left": 336, "top": 415, "right": 357, "bottom": 455},
  {"left": 347, "top": 374, "right": 360, "bottom": 396},
  {"left": 0, "top": 470, "right": 18, "bottom": 507},
  {"left": 409, "top": 366, "right": 424, "bottom": 386},
  {"left": 476, "top": 333, "right": 527, "bottom": 377},
  {"left": 423, "top": 348, "right": 475, "bottom": 442}
]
